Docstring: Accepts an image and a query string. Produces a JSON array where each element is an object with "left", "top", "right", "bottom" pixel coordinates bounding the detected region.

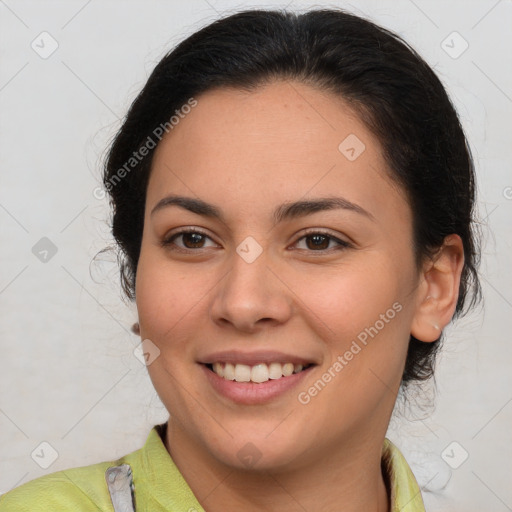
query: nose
[{"left": 209, "top": 247, "right": 293, "bottom": 333}]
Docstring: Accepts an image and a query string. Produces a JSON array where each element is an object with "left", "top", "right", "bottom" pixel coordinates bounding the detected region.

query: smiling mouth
[{"left": 204, "top": 362, "right": 313, "bottom": 383}]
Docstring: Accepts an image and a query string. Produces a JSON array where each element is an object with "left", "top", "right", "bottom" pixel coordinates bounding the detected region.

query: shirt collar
[{"left": 382, "top": 438, "right": 426, "bottom": 511}]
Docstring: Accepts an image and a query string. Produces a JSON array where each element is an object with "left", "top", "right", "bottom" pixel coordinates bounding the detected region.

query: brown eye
[
  {"left": 162, "top": 229, "right": 218, "bottom": 251},
  {"left": 305, "top": 234, "right": 330, "bottom": 250},
  {"left": 181, "top": 232, "right": 206, "bottom": 248},
  {"left": 294, "top": 231, "right": 351, "bottom": 252}
]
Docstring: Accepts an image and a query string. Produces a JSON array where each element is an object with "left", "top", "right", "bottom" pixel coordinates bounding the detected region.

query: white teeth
[
  {"left": 213, "top": 362, "right": 224, "bottom": 378},
  {"left": 282, "top": 363, "right": 294, "bottom": 377},
  {"left": 223, "top": 363, "right": 235, "bottom": 380},
  {"left": 251, "top": 364, "right": 269, "bottom": 383},
  {"left": 234, "top": 364, "right": 251, "bottom": 382},
  {"left": 210, "top": 362, "right": 309, "bottom": 383},
  {"left": 268, "top": 362, "right": 283, "bottom": 380}
]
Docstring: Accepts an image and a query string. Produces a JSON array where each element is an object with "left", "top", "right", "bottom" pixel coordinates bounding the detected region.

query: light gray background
[{"left": 1, "top": 0, "right": 511, "bottom": 510}]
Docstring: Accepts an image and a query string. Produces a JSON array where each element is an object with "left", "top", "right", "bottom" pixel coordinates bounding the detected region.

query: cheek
[
  {"left": 291, "top": 261, "right": 412, "bottom": 384},
  {"left": 134, "top": 251, "right": 211, "bottom": 410},
  {"left": 135, "top": 251, "right": 214, "bottom": 339},
  {"left": 291, "top": 261, "right": 402, "bottom": 335}
]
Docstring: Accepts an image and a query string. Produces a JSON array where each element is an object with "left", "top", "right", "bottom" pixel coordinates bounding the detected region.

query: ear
[{"left": 411, "top": 234, "right": 465, "bottom": 342}]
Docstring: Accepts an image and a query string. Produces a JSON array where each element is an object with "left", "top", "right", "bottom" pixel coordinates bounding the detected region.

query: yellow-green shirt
[{"left": 0, "top": 424, "right": 425, "bottom": 511}]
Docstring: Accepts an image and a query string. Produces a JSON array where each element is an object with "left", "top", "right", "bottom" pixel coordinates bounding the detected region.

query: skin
[{"left": 135, "top": 80, "right": 464, "bottom": 512}]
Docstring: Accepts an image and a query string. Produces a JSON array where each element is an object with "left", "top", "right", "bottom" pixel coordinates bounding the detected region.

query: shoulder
[
  {"left": 0, "top": 426, "right": 164, "bottom": 512},
  {"left": 0, "top": 459, "right": 115, "bottom": 511}
]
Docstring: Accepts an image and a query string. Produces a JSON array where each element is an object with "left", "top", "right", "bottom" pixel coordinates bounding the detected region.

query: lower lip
[{"left": 201, "top": 364, "right": 314, "bottom": 405}]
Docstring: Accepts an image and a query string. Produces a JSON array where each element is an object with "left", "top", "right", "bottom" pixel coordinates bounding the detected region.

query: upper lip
[{"left": 198, "top": 350, "right": 317, "bottom": 366}]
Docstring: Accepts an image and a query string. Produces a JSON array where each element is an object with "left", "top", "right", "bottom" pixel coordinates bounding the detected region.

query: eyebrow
[{"left": 150, "top": 194, "right": 375, "bottom": 223}]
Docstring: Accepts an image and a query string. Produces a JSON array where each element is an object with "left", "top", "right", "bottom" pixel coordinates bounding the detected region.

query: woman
[{"left": 0, "top": 8, "right": 480, "bottom": 512}]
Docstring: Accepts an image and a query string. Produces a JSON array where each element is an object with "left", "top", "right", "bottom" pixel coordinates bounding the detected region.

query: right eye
[{"left": 161, "top": 229, "right": 219, "bottom": 251}]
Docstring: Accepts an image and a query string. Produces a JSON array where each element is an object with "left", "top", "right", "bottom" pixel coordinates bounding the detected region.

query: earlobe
[{"left": 411, "top": 234, "right": 465, "bottom": 343}]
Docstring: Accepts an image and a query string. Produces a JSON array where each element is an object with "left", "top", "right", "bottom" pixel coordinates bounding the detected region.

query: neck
[{"left": 164, "top": 422, "right": 390, "bottom": 512}]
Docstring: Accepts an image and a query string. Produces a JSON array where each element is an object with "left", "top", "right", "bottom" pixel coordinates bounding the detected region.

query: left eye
[{"left": 294, "top": 233, "right": 349, "bottom": 251}]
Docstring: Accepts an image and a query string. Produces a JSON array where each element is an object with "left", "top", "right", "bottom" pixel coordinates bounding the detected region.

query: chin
[
  {"left": 201, "top": 424, "right": 311, "bottom": 473},
  {"left": 214, "top": 443, "right": 302, "bottom": 473}
]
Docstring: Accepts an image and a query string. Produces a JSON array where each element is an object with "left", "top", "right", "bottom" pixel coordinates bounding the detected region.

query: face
[{"left": 135, "top": 80, "right": 423, "bottom": 472}]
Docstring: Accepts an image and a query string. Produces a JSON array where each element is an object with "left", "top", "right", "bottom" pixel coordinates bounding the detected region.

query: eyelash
[{"left": 161, "top": 228, "right": 352, "bottom": 253}]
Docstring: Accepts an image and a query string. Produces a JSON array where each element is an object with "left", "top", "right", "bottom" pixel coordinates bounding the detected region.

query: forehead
[{"left": 147, "top": 80, "right": 409, "bottom": 226}]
